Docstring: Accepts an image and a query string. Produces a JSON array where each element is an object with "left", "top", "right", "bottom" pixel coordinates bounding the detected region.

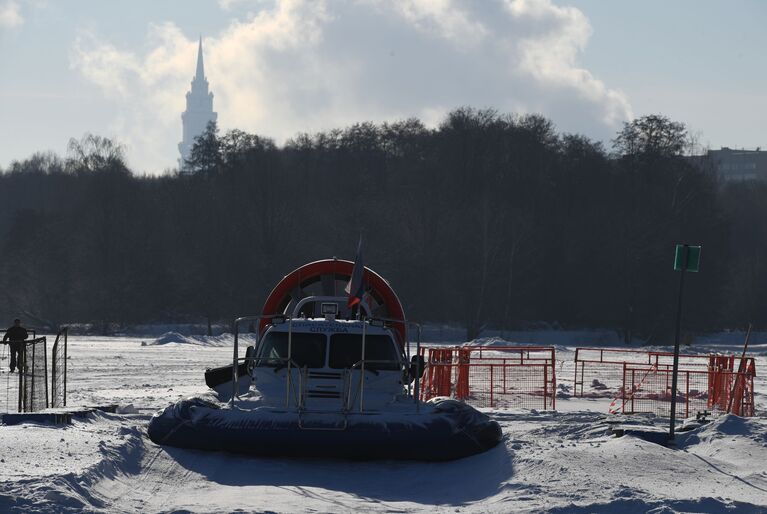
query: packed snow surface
[{"left": 1, "top": 334, "right": 766, "bottom": 513}]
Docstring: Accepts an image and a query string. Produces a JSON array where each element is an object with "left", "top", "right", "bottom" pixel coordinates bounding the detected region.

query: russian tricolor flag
[{"left": 345, "top": 237, "right": 364, "bottom": 308}]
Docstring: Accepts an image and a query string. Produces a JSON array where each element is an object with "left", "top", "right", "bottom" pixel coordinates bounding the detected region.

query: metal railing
[
  {"left": 15, "top": 337, "right": 48, "bottom": 413},
  {"left": 51, "top": 327, "right": 68, "bottom": 408},
  {"left": 419, "top": 345, "right": 557, "bottom": 410},
  {"left": 347, "top": 358, "right": 405, "bottom": 412},
  {"left": 231, "top": 314, "right": 285, "bottom": 408},
  {"left": 573, "top": 347, "right": 728, "bottom": 398},
  {"left": 615, "top": 363, "right": 756, "bottom": 418},
  {"left": 230, "top": 300, "right": 422, "bottom": 417}
]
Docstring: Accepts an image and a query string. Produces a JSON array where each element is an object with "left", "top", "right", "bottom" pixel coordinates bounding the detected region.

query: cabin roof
[{"left": 267, "top": 319, "right": 394, "bottom": 336}]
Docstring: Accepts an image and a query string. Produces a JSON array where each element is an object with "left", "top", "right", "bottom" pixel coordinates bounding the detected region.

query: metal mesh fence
[
  {"left": 456, "top": 363, "right": 554, "bottom": 409},
  {"left": 20, "top": 338, "right": 49, "bottom": 412},
  {"left": 1, "top": 337, "right": 48, "bottom": 413},
  {"left": 420, "top": 346, "right": 556, "bottom": 410},
  {"left": 51, "top": 328, "right": 68, "bottom": 408},
  {"left": 574, "top": 348, "right": 720, "bottom": 398},
  {"left": 574, "top": 360, "right": 625, "bottom": 398},
  {"left": 615, "top": 362, "right": 756, "bottom": 418},
  {"left": 621, "top": 366, "right": 708, "bottom": 418},
  {"left": 0, "top": 343, "right": 20, "bottom": 413}
]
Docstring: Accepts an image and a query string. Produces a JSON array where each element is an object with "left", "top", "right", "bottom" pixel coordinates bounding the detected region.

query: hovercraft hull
[{"left": 147, "top": 398, "right": 502, "bottom": 461}]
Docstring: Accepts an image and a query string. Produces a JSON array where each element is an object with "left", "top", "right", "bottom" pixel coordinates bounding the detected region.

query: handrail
[
  {"left": 233, "top": 313, "right": 423, "bottom": 414},
  {"left": 412, "top": 322, "right": 421, "bottom": 410},
  {"left": 298, "top": 366, "right": 305, "bottom": 410},
  {"left": 360, "top": 318, "right": 366, "bottom": 411},
  {"left": 290, "top": 295, "right": 372, "bottom": 319},
  {"left": 355, "top": 317, "right": 422, "bottom": 411},
  {"left": 287, "top": 317, "right": 294, "bottom": 408},
  {"left": 374, "top": 319, "right": 421, "bottom": 407},
  {"left": 231, "top": 314, "right": 286, "bottom": 408},
  {"left": 347, "top": 357, "right": 407, "bottom": 412},
  {"left": 371, "top": 319, "right": 421, "bottom": 407}
]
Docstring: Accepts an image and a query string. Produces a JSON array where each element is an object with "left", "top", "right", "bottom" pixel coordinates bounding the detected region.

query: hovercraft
[{"left": 148, "top": 259, "right": 502, "bottom": 461}]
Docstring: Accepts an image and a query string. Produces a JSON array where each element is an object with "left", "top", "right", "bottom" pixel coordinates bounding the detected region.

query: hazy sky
[{"left": 1, "top": 0, "right": 765, "bottom": 174}]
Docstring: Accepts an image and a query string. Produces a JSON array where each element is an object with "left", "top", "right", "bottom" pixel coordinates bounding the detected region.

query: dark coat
[{"left": 3, "top": 326, "right": 28, "bottom": 342}]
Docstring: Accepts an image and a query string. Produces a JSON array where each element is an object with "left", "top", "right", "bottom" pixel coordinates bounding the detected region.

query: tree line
[{"left": 0, "top": 109, "right": 763, "bottom": 342}]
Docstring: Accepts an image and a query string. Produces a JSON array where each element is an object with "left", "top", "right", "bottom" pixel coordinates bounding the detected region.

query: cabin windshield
[
  {"left": 328, "top": 334, "right": 401, "bottom": 370},
  {"left": 257, "top": 331, "right": 326, "bottom": 368}
]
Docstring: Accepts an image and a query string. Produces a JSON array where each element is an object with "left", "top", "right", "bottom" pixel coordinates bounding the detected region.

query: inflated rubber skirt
[{"left": 147, "top": 398, "right": 502, "bottom": 461}]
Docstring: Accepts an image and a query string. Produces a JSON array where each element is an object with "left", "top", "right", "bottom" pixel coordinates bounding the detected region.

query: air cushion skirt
[{"left": 147, "top": 397, "right": 502, "bottom": 461}]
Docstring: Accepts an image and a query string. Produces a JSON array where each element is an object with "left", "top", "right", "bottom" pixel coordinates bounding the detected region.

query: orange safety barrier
[
  {"left": 726, "top": 357, "right": 756, "bottom": 417},
  {"left": 708, "top": 355, "right": 732, "bottom": 410},
  {"left": 574, "top": 347, "right": 721, "bottom": 398},
  {"left": 422, "top": 347, "right": 455, "bottom": 398},
  {"left": 420, "top": 346, "right": 556, "bottom": 410},
  {"left": 615, "top": 359, "right": 755, "bottom": 418}
]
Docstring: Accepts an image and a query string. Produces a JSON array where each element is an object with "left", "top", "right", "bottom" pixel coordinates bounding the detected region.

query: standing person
[{"left": 3, "top": 318, "right": 28, "bottom": 373}]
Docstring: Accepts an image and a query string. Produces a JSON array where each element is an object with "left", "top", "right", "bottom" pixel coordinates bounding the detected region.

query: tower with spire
[{"left": 178, "top": 37, "right": 217, "bottom": 170}]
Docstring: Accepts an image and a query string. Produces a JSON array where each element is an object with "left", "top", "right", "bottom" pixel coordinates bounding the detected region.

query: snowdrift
[{"left": 143, "top": 332, "right": 253, "bottom": 347}]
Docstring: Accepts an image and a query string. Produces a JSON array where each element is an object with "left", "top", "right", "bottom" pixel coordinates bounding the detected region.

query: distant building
[
  {"left": 704, "top": 147, "right": 767, "bottom": 181},
  {"left": 178, "top": 37, "right": 217, "bottom": 170}
]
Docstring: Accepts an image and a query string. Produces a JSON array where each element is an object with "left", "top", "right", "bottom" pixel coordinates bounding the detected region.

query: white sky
[{"left": 0, "top": 0, "right": 765, "bottom": 174}]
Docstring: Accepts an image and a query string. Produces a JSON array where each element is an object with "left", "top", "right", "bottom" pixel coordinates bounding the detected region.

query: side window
[
  {"left": 328, "top": 334, "right": 401, "bottom": 370},
  {"left": 257, "top": 332, "right": 327, "bottom": 368}
]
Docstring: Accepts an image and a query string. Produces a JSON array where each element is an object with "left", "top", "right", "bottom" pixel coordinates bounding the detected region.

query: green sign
[{"left": 673, "top": 244, "right": 701, "bottom": 272}]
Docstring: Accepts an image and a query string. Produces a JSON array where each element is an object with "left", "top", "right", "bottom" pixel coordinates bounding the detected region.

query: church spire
[{"left": 195, "top": 36, "right": 205, "bottom": 81}]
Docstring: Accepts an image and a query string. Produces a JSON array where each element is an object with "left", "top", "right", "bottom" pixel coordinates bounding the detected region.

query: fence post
[
  {"left": 573, "top": 349, "right": 579, "bottom": 397},
  {"left": 17, "top": 345, "right": 24, "bottom": 412},
  {"left": 490, "top": 365, "right": 494, "bottom": 408},
  {"left": 63, "top": 330, "right": 68, "bottom": 407},
  {"left": 31, "top": 342, "right": 35, "bottom": 412},
  {"left": 51, "top": 339, "right": 57, "bottom": 407},
  {"left": 551, "top": 350, "right": 556, "bottom": 410},
  {"left": 503, "top": 359, "right": 507, "bottom": 394},
  {"left": 621, "top": 363, "right": 625, "bottom": 414}
]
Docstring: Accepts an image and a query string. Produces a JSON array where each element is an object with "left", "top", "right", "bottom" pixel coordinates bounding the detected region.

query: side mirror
[
  {"left": 410, "top": 355, "right": 426, "bottom": 379},
  {"left": 245, "top": 345, "right": 256, "bottom": 372}
]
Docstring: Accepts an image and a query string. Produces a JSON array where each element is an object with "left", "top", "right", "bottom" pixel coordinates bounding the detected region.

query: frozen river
[{"left": 0, "top": 334, "right": 765, "bottom": 513}]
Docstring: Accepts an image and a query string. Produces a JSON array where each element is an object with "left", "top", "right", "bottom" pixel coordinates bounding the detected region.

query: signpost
[{"left": 669, "top": 244, "right": 701, "bottom": 440}]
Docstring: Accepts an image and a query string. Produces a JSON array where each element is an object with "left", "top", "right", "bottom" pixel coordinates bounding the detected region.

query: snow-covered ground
[{"left": 1, "top": 333, "right": 766, "bottom": 513}]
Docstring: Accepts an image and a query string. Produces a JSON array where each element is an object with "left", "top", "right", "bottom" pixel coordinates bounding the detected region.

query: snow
[
  {"left": 1, "top": 334, "right": 766, "bottom": 513},
  {"left": 145, "top": 331, "right": 257, "bottom": 347}
]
